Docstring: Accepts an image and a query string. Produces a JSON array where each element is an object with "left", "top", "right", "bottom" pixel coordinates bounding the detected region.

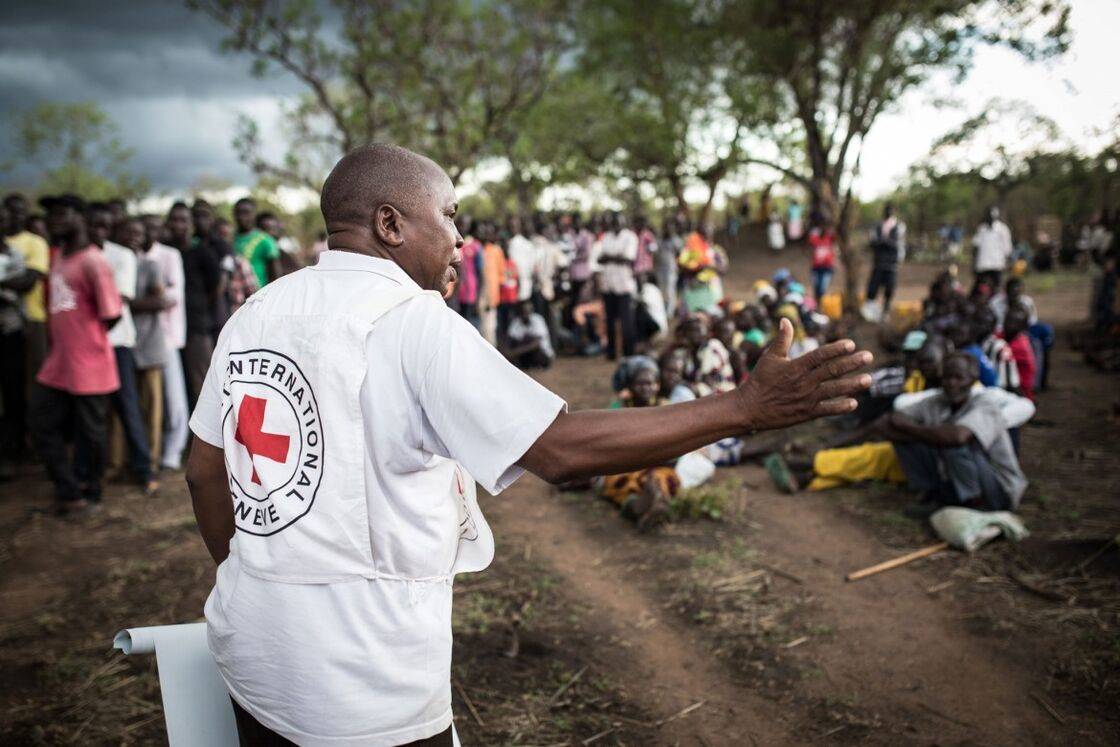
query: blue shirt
[{"left": 962, "top": 343, "right": 997, "bottom": 387}]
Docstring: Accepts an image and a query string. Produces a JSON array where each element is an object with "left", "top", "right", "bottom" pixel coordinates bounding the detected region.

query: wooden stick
[
  {"left": 1031, "top": 692, "right": 1066, "bottom": 725},
  {"left": 654, "top": 700, "right": 706, "bottom": 727},
  {"left": 582, "top": 727, "right": 616, "bottom": 745},
  {"left": 757, "top": 561, "right": 804, "bottom": 584},
  {"left": 548, "top": 665, "right": 588, "bottom": 705},
  {"left": 452, "top": 678, "right": 485, "bottom": 728},
  {"left": 846, "top": 542, "right": 950, "bottom": 582}
]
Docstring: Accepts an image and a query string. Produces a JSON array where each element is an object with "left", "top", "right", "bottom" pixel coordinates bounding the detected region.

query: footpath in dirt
[{"left": 470, "top": 251, "right": 1117, "bottom": 745}]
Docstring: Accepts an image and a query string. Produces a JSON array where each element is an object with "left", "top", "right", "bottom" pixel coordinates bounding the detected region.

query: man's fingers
[
  {"left": 815, "top": 374, "right": 873, "bottom": 401},
  {"left": 814, "top": 397, "right": 859, "bottom": 416},
  {"left": 811, "top": 350, "right": 874, "bottom": 383},
  {"left": 766, "top": 317, "right": 793, "bottom": 359},
  {"left": 799, "top": 337, "right": 856, "bottom": 369}
]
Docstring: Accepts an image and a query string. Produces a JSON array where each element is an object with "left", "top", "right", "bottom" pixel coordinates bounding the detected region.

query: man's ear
[{"left": 373, "top": 204, "right": 405, "bottom": 247}]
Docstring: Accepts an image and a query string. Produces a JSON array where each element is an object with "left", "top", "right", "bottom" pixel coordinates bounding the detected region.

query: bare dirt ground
[{"left": 1, "top": 240, "right": 1117, "bottom": 745}]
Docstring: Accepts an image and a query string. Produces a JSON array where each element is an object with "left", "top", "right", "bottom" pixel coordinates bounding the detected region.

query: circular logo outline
[{"left": 221, "top": 348, "right": 324, "bottom": 537}]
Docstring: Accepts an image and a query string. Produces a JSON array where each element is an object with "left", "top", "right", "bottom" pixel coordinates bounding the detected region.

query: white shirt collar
[{"left": 313, "top": 249, "right": 420, "bottom": 289}]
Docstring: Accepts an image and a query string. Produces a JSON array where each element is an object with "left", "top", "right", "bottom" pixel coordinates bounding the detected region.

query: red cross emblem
[{"left": 234, "top": 395, "right": 291, "bottom": 485}]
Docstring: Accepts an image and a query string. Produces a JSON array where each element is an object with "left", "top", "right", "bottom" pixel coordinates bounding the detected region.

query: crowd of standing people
[
  {"left": 448, "top": 208, "right": 843, "bottom": 377},
  {"left": 3, "top": 181, "right": 1112, "bottom": 525},
  {"left": 0, "top": 191, "right": 301, "bottom": 515}
]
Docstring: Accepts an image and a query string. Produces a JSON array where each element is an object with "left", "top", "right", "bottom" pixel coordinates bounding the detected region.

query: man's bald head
[
  {"left": 321, "top": 144, "right": 448, "bottom": 231},
  {"left": 320, "top": 144, "right": 463, "bottom": 295}
]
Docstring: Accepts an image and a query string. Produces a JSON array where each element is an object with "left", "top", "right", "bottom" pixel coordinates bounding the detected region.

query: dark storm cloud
[{"left": 0, "top": 0, "right": 314, "bottom": 191}]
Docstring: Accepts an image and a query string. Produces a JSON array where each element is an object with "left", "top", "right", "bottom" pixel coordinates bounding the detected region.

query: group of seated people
[
  {"left": 582, "top": 264, "right": 1051, "bottom": 529},
  {"left": 764, "top": 271, "right": 1049, "bottom": 517},
  {"left": 574, "top": 270, "right": 837, "bottom": 529}
]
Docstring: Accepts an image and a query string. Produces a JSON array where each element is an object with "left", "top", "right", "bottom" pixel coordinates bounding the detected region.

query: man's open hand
[{"left": 734, "top": 318, "right": 873, "bottom": 432}]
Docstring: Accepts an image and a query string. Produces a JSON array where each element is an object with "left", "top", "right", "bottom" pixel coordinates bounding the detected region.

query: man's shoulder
[
  {"left": 11, "top": 231, "right": 48, "bottom": 254},
  {"left": 79, "top": 245, "right": 112, "bottom": 270},
  {"left": 103, "top": 241, "right": 135, "bottom": 265}
]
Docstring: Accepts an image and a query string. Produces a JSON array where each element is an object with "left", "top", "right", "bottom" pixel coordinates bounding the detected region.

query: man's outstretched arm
[
  {"left": 186, "top": 439, "right": 235, "bottom": 565},
  {"left": 519, "top": 318, "right": 874, "bottom": 484}
]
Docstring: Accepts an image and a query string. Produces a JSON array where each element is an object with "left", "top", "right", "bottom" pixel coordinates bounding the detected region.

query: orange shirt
[{"left": 481, "top": 242, "right": 505, "bottom": 307}]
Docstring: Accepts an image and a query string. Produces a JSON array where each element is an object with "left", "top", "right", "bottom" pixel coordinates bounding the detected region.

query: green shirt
[{"left": 234, "top": 229, "right": 280, "bottom": 288}]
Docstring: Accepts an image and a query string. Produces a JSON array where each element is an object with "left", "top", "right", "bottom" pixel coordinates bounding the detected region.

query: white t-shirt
[
  {"left": 149, "top": 242, "right": 186, "bottom": 350},
  {"left": 189, "top": 251, "right": 565, "bottom": 746},
  {"left": 507, "top": 234, "right": 536, "bottom": 302},
  {"left": 973, "top": 221, "right": 1013, "bottom": 272},
  {"left": 507, "top": 312, "right": 554, "bottom": 358},
  {"left": 102, "top": 241, "right": 137, "bottom": 349},
  {"left": 597, "top": 229, "right": 638, "bottom": 295}
]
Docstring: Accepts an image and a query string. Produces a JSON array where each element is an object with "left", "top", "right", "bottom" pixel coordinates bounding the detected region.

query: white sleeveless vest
[{"left": 216, "top": 269, "right": 496, "bottom": 584}]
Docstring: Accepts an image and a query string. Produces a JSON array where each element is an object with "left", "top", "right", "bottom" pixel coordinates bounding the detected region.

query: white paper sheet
[{"left": 114, "top": 623, "right": 238, "bottom": 746}]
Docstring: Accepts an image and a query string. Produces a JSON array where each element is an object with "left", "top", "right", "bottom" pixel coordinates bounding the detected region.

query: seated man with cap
[{"left": 766, "top": 352, "right": 1030, "bottom": 514}]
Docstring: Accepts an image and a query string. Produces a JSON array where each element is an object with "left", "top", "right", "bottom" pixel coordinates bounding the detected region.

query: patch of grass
[
  {"left": 691, "top": 551, "right": 722, "bottom": 569},
  {"left": 869, "top": 509, "right": 916, "bottom": 531},
  {"left": 670, "top": 478, "right": 738, "bottom": 521},
  {"left": 450, "top": 538, "right": 654, "bottom": 745}
]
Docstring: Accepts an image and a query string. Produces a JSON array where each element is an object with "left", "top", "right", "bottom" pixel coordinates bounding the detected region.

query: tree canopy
[
  {"left": 191, "top": 0, "right": 570, "bottom": 188},
  {"left": 6, "top": 101, "right": 149, "bottom": 200}
]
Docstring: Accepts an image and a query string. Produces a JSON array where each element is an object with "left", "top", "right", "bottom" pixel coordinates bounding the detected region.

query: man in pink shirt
[{"left": 31, "top": 195, "right": 122, "bottom": 515}]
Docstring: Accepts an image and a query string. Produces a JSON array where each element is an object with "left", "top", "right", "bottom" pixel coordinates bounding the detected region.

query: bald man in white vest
[{"left": 186, "top": 144, "right": 873, "bottom": 746}]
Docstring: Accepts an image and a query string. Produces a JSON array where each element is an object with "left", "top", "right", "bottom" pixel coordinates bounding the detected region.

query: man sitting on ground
[
  {"left": 854, "top": 332, "right": 939, "bottom": 425},
  {"left": 947, "top": 317, "right": 997, "bottom": 387},
  {"left": 990, "top": 277, "right": 1038, "bottom": 329},
  {"left": 1000, "top": 306, "right": 1037, "bottom": 402},
  {"left": 596, "top": 364, "right": 682, "bottom": 530},
  {"left": 767, "top": 353, "right": 1029, "bottom": 514},
  {"left": 504, "top": 299, "right": 554, "bottom": 370}
]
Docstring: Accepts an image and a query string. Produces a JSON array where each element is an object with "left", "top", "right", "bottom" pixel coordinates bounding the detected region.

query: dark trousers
[
  {"left": 96, "top": 347, "right": 151, "bottom": 482},
  {"left": 893, "top": 441, "right": 1010, "bottom": 511},
  {"left": 30, "top": 385, "right": 110, "bottom": 503},
  {"left": 497, "top": 302, "right": 517, "bottom": 346},
  {"left": 602, "top": 291, "right": 636, "bottom": 359},
  {"left": 183, "top": 332, "right": 214, "bottom": 411},
  {"left": 976, "top": 269, "right": 1002, "bottom": 292},
  {"left": 229, "top": 697, "right": 453, "bottom": 746},
  {"left": 0, "top": 329, "right": 26, "bottom": 456},
  {"left": 866, "top": 267, "right": 897, "bottom": 309},
  {"left": 565, "top": 279, "right": 586, "bottom": 330},
  {"left": 515, "top": 348, "right": 553, "bottom": 370},
  {"left": 458, "top": 303, "right": 481, "bottom": 330},
  {"left": 811, "top": 268, "right": 833, "bottom": 301}
]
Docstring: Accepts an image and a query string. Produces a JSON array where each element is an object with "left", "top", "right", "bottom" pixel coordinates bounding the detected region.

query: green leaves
[{"left": 9, "top": 102, "right": 149, "bottom": 200}]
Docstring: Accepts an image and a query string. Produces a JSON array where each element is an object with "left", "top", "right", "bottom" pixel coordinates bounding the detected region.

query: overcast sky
[{"left": 1, "top": 0, "right": 1116, "bottom": 204}]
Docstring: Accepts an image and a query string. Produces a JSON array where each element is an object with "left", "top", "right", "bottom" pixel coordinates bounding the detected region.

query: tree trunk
[
  {"left": 818, "top": 175, "right": 862, "bottom": 314},
  {"left": 667, "top": 174, "right": 688, "bottom": 220},
  {"left": 508, "top": 161, "right": 534, "bottom": 216},
  {"left": 697, "top": 175, "right": 723, "bottom": 227}
]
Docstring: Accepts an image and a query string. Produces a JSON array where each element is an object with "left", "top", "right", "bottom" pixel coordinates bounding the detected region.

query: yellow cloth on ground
[{"left": 807, "top": 442, "right": 906, "bottom": 491}]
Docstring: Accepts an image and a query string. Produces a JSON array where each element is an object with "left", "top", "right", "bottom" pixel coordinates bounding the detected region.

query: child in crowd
[
  {"left": 947, "top": 318, "right": 997, "bottom": 386},
  {"left": 990, "top": 277, "right": 1038, "bottom": 329},
  {"left": 1000, "top": 306, "right": 1037, "bottom": 401},
  {"left": 808, "top": 219, "right": 837, "bottom": 301},
  {"left": 976, "top": 306, "right": 1020, "bottom": 393},
  {"left": 503, "top": 300, "right": 553, "bottom": 370},
  {"left": 713, "top": 316, "right": 747, "bottom": 384}
]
